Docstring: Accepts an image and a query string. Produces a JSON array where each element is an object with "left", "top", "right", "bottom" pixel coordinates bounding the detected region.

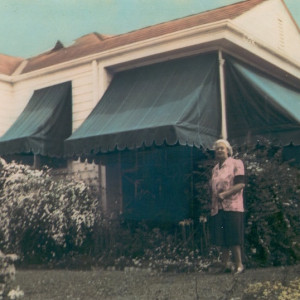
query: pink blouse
[{"left": 211, "top": 157, "right": 245, "bottom": 216}]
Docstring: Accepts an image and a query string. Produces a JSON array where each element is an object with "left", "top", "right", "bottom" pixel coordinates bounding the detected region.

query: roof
[
  {"left": 0, "top": 54, "right": 24, "bottom": 76},
  {"left": 20, "top": 0, "right": 266, "bottom": 74}
]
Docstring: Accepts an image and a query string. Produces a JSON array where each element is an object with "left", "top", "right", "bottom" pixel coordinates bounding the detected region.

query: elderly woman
[{"left": 210, "top": 139, "right": 245, "bottom": 274}]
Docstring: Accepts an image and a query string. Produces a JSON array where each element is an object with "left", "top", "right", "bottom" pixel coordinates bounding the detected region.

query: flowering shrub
[
  {"left": 242, "top": 145, "right": 300, "bottom": 266},
  {"left": 98, "top": 221, "right": 210, "bottom": 273},
  {"left": 243, "top": 277, "right": 300, "bottom": 299},
  {"left": 0, "top": 159, "right": 98, "bottom": 265}
]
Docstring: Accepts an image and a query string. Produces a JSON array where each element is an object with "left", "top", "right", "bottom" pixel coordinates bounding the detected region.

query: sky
[{"left": 1, "top": 0, "right": 300, "bottom": 59}]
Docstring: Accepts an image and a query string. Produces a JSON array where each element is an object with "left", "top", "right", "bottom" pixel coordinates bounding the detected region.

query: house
[{"left": 0, "top": 0, "right": 299, "bottom": 221}]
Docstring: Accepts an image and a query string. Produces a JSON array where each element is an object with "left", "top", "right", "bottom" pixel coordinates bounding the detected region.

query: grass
[
  {"left": 16, "top": 268, "right": 200, "bottom": 300},
  {"left": 14, "top": 264, "right": 300, "bottom": 300}
]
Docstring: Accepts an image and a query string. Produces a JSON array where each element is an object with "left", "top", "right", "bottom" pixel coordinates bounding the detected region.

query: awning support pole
[
  {"left": 218, "top": 50, "right": 228, "bottom": 140},
  {"left": 33, "top": 154, "right": 41, "bottom": 169}
]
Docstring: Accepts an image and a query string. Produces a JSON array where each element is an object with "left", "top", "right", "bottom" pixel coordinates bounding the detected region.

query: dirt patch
[{"left": 15, "top": 264, "right": 300, "bottom": 299}]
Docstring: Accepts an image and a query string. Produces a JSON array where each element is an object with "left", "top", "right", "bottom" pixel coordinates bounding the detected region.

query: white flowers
[
  {"left": 0, "top": 160, "right": 98, "bottom": 254},
  {"left": 246, "top": 161, "right": 263, "bottom": 172},
  {"left": 178, "top": 219, "right": 193, "bottom": 226},
  {"left": 199, "top": 216, "right": 207, "bottom": 223},
  {"left": 7, "top": 286, "right": 24, "bottom": 300}
]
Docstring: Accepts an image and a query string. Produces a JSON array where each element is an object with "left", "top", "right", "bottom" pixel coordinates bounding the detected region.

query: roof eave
[{"left": 7, "top": 19, "right": 300, "bottom": 85}]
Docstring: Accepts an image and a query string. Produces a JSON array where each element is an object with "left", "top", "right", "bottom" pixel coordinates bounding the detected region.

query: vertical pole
[
  {"left": 218, "top": 50, "right": 228, "bottom": 140},
  {"left": 118, "top": 152, "right": 123, "bottom": 215},
  {"left": 33, "top": 154, "right": 40, "bottom": 169},
  {"left": 99, "top": 163, "right": 107, "bottom": 212}
]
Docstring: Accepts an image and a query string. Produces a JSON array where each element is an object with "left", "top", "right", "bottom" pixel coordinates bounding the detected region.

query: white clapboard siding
[
  {"left": 0, "top": 82, "right": 14, "bottom": 136},
  {"left": 234, "top": 0, "right": 300, "bottom": 63},
  {"left": 8, "top": 62, "right": 105, "bottom": 134}
]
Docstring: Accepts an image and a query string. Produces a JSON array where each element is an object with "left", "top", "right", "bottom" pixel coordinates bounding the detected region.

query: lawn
[{"left": 14, "top": 264, "right": 300, "bottom": 299}]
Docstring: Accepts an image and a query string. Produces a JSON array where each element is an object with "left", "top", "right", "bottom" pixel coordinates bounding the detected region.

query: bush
[
  {"left": 242, "top": 145, "right": 300, "bottom": 266},
  {"left": 0, "top": 159, "right": 98, "bottom": 265},
  {"left": 95, "top": 219, "right": 210, "bottom": 272}
]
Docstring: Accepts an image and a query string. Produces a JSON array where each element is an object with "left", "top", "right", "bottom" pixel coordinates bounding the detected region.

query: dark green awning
[
  {"left": 0, "top": 81, "right": 72, "bottom": 157},
  {"left": 65, "top": 53, "right": 221, "bottom": 156},
  {"left": 225, "top": 57, "right": 300, "bottom": 146}
]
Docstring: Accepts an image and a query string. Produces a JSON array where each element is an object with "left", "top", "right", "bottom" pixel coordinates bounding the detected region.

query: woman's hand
[
  {"left": 218, "top": 192, "right": 226, "bottom": 200},
  {"left": 218, "top": 183, "right": 245, "bottom": 200}
]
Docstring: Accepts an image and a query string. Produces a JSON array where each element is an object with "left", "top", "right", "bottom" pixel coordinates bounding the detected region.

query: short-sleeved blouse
[{"left": 211, "top": 157, "right": 245, "bottom": 216}]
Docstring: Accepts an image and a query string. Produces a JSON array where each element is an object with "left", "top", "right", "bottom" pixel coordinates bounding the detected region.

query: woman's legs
[
  {"left": 231, "top": 245, "right": 244, "bottom": 273},
  {"left": 221, "top": 247, "right": 230, "bottom": 265},
  {"left": 223, "top": 212, "right": 244, "bottom": 272},
  {"left": 221, "top": 245, "right": 244, "bottom": 272},
  {"left": 211, "top": 211, "right": 244, "bottom": 272}
]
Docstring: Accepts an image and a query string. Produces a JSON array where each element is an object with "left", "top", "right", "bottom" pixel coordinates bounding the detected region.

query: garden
[{"left": 0, "top": 142, "right": 299, "bottom": 299}]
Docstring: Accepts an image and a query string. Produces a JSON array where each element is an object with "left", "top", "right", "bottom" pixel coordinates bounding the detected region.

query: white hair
[{"left": 213, "top": 139, "right": 233, "bottom": 156}]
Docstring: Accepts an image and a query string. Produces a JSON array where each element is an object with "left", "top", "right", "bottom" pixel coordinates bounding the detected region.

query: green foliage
[
  {"left": 193, "top": 153, "right": 215, "bottom": 217},
  {"left": 95, "top": 220, "right": 210, "bottom": 272},
  {"left": 0, "top": 159, "right": 98, "bottom": 265},
  {"left": 242, "top": 145, "right": 300, "bottom": 266}
]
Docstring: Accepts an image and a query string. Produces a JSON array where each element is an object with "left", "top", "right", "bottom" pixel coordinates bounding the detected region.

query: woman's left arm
[{"left": 218, "top": 183, "right": 245, "bottom": 200}]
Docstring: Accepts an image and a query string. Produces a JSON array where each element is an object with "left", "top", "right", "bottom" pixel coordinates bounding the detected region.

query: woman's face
[{"left": 215, "top": 142, "right": 228, "bottom": 161}]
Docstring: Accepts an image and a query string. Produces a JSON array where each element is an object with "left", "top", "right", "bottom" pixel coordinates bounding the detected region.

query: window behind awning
[
  {"left": 225, "top": 57, "right": 300, "bottom": 146},
  {"left": 65, "top": 53, "right": 221, "bottom": 156},
  {"left": 0, "top": 81, "right": 72, "bottom": 157}
]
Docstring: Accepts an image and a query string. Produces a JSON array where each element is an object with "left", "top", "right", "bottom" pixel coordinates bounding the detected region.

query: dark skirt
[{"left": 210, "top": 210, "right": 244, "bottom": 247}]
